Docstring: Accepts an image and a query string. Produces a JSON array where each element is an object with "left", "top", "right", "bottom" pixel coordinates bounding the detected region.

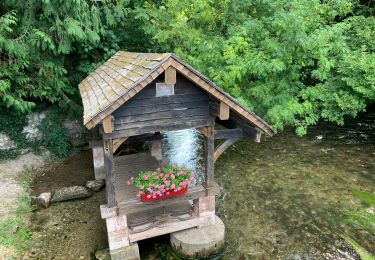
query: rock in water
[
  {"left": 52, "top": 186, "right": 92, "bottom": 202},
  {"left": 31, "top": 192, "right": 52, "bottom": 209},
  {"left": 95, "top": 248, "right": 110, "bottom": 260},
  {"left": 86, "top": 179, "right": 105, "bottom": 192}
]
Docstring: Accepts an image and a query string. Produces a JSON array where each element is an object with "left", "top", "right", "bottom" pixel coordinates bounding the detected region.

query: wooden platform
[
  {"left": 113, "top": 152, "right": 217, "bottom": 215},
  {"left": 126, "top": 202, "right": 198, "bottom": 242},
  {"left": 114, "top": 152, "right": 160, "bottom": 203}
]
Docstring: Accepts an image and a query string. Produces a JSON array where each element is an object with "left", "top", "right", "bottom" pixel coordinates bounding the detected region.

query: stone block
[
  {"left": 110, "top": 243, "right": 140, "bottom": 260},
  {"left": 86, "top": 179, "right": 105, "bottom": 192},
  {"left": 31, "top": 192, "right": 52, "bottom": 209},
  {"left": 52, "top": 186, "right": 92, "bottom": 202}
]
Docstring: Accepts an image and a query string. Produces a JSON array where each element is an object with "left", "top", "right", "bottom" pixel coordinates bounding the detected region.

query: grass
[{"left": 0, "top": 168, "right": 35, "bottom": 257}]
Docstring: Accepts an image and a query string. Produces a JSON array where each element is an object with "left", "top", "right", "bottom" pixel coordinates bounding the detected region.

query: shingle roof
[{"left": 79, "top": 51, "right": 276, "bottom": 136}]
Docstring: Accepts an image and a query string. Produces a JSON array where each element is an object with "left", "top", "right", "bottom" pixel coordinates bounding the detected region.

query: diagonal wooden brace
[{"left": 213, "top": 137, "right": 240, "bottom": 162}]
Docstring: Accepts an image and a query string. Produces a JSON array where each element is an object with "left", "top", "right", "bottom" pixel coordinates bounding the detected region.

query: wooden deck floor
[
  {"left": 114, "top": 152, "right": 160, "bottom": 203},
  {"left": 113, "top": 152, "right": 216, "bottom": 216}
]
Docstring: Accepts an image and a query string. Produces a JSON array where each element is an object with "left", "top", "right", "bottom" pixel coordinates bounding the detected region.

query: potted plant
[{"left": 127, "top": 166, "right": 195, "bottom": 202}]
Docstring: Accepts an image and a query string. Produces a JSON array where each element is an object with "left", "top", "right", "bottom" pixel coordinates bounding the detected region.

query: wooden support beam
[
  {"left": 214, "top": 128, "right": 242, "bottom": 139},
  {"left": 216, "top": 118, "right": 260, "bottom": 141},
  {"left": 214, "top": 137, "right": 239, "bottom": 162},
  {"left": 205, "top": 126, "right": 215, "bottom": 187},
  {"left": 235, "top": 121, "right": 261, "bottom": 142},
  {"left": 165, "top": 66, "right": 176, "bottom": 85},
  {"left": 219, "top": 102, "right": 230, "bottom": 120},
  {"left": 198, "top": 127, "right": 209, "bottom": 138},
  {"left": 117, "top": 184, "right": 220, "bottom": 215},
  {"left": 212, "top": 100, "right": 261, "bottom": 142},
  {"left": 103, "top": 115, "right": 113, "bottom": 133},
  {"left": 105, "top": 117, "right": 214, "bottom": 140},
  {"left": 104, "top": 139, "right": 116, "bottom": 207},
  {"left": 113, "top": 138, "right": 128, "bottom": 153}
]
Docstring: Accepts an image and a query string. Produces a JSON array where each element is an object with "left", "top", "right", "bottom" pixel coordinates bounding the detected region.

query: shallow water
[
  {"left": 148, "top": 112, "right": 375, "bottom": 259},
  {"left": 29, "top": 112, "right": 375, "bottom": 259}
]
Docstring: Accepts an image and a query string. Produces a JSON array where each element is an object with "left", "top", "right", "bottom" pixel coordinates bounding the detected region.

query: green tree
[
  {"left": 0, "top": 0, "right": 129, "bottom": 112},
  {"left": 136, "top": 0, "right": 375, "bottom": 134}
]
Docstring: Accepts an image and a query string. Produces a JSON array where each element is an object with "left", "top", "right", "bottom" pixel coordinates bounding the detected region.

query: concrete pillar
[
  {"left": 170, "top": 215, "right": 225, "bottom": 257},
  {"left": 193, "top": 196, "right": 216, "bottom": 226},
  {"left": 100, "top": 205, "right": 140, "bottom": 260},
  {"left": 92, "top": 144, "right": 105, "bottom": 180},
  {"left": 150, "top": 139, "right": 162, "bottom": 162},
  {"left": 106, "top": 215, "right": 130, "bottom": 251}
]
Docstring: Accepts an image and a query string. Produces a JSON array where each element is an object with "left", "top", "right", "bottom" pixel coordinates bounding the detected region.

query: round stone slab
[{"left": 170, "top": 216, "right": 225, "bottom": 257}]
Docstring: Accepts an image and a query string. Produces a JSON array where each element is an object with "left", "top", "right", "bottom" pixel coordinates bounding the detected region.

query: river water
[
  {"left": 29, "top": 112, "right": 374, "bottom": 259},
  {"left": 154, "top": 112, "right": 375, "bottom": 259}
]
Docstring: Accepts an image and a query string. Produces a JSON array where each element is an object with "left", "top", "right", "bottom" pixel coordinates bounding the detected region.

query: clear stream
[{"left": 29, "top": 112, "right": 374, "bottom": 259}]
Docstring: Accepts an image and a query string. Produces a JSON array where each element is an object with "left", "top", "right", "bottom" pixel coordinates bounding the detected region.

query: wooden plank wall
[{"left": 112, "top": 74, "right": 212, "bottom": 136}]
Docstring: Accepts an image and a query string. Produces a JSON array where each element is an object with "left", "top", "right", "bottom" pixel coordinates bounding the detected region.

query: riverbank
[{"left": 0, "top": 153, "right": 46, "bottom": 258}]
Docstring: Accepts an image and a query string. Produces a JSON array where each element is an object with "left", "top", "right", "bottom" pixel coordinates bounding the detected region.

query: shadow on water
[{"left": 29, "top": 111, "right": 374, "bottom": 259}]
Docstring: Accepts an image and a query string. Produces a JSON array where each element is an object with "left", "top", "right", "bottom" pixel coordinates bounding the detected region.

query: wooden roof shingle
[{"left": 79, "top": 51, "right": 276, "bottom": 136}]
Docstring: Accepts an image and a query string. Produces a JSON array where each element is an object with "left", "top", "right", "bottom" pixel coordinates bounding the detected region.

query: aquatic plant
[
  {"left": 342, "top": 190, "right": 375, "bottom": 259},
  {"left": 343, "top": 236, "right": 374, "bottom": 260},
  {"left": 127, "top": 166, "right": 194, "bottom": 200},
  {"left": 346, "top": 190, "right": 375, "bottom": 235}
]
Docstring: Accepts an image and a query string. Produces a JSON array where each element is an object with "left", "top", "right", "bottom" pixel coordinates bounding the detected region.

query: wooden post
[
  {"left": 103, "top": 115, "right": 113, "bottom": 133},
  {"left": 165, "top": 66, "right": 176, "bottom": 85},
  {"left": 219, "top": 102, "right": 230, "bottom": 120},
  {"left": 205, "top": 126, "right": 214, "bottom": 187},
  {"left": 90, "top": 126, "right": 105, "bottom": 180},
  {"left": 104, "top": 139, "right": 116, "bottom": 207},
  {"left": 92, "top": 142, "right": 106, "bottom": 180}
]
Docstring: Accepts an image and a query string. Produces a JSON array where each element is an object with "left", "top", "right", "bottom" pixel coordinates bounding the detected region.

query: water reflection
[{"left": 161, "top": 129, "right": 205, "bottom": 186}]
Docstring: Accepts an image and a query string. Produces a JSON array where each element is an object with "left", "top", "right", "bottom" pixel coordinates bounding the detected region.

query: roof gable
[{"left": 79, "top": 51, "right": 276, "bottom": 136}]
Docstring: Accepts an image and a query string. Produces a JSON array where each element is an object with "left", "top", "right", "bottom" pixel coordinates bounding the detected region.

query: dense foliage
[
  {"left": 1, "top": 0, "right": 374, "bottom": 134},
  {"left": 137, "top": 0, "right": 375, "bottom": 134},
  {"left": 0, "top": 0, "right": 129, "bottom": 112}
]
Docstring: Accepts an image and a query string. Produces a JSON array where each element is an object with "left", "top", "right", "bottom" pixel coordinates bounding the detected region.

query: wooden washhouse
[{"left": 78, "top": 51, "right": 275, "bottom": 259}]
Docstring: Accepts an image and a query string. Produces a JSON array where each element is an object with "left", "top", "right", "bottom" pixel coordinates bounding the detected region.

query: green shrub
[
  {"left": 0, "top": 105, "right": 79, "bottom": 160},
  {"left": 38, "top": 107, "right": 73, "bottom": 159},
  {"left": 0, "top": 107, "right": 30, "bottom": 159}
]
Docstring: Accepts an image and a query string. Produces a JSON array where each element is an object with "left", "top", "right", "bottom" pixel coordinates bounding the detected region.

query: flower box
[
  {"left": 127, "top": 166, "right": 194, "bottom": 203},
  {"left": 140, "top": 187, "right": 188, "bottom": 202}
]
